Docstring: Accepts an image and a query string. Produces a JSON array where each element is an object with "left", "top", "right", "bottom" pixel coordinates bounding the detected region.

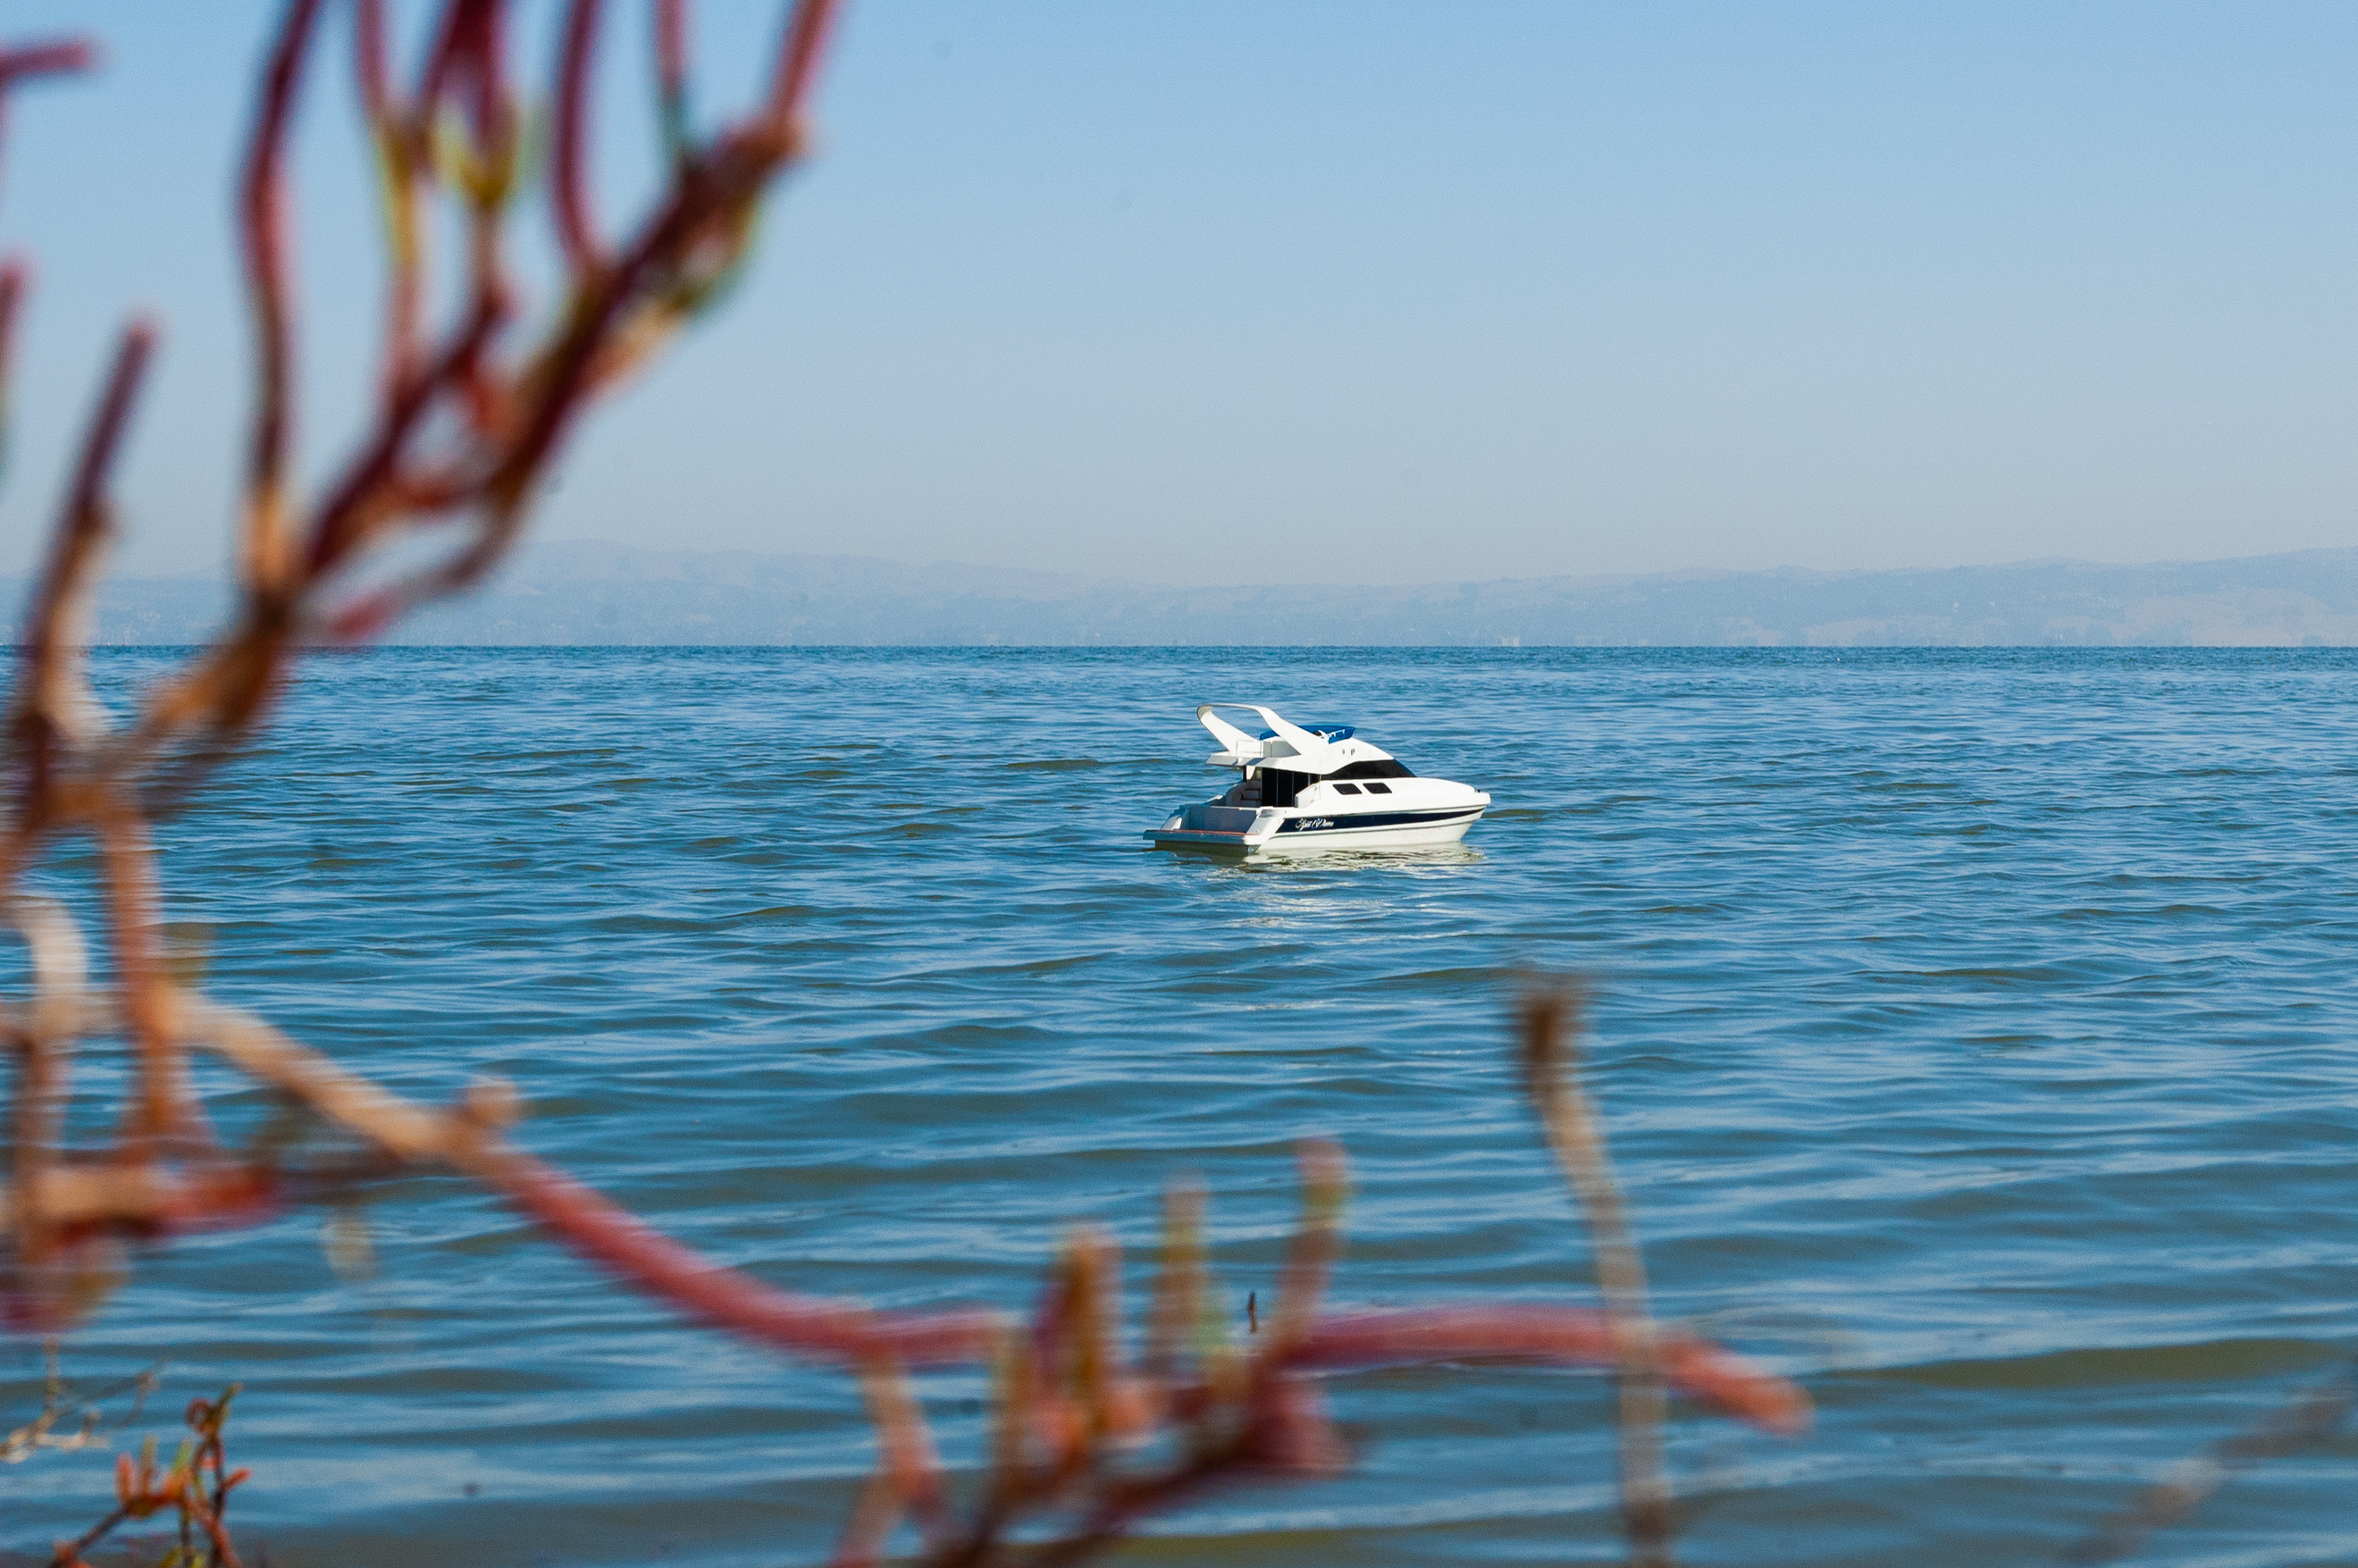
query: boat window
[
  {"left": 1364, "top": 781, "right": 1393, "bottom": 794},
  {"left": 1258, "top": 767, "right": 1313, "bottom": 808},
  {"left": 1330, "top": 759, "right": 1414, "bottom": 780},
  {"left": 1332, "top": 782, "right": 1364, "bottom": 795}
]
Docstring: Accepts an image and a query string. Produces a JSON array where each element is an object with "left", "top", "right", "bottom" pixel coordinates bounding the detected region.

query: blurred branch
[
  {"left": 0, "top": 40, "right": 96, "bottom": 211},
  {"left": 2063, "top": 1363, "right": 2357, "bottom": 1566},
  {"left": 46, "top": 1383, "right": 247, "bottom": 1568},
  {"left": 554, "top": 0, "right": 606, "bottom": 273},
  {"left": 1523, "top": 983, "right": 1675, "bottom": 1564},
  {"left": 1, "top": 1345, "right": 161, "bottom": 1464}
]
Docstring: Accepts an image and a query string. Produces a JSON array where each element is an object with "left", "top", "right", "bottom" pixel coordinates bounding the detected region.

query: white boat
[{"left": 1145, "top": 704, "right": 1490, "bottom": 854}]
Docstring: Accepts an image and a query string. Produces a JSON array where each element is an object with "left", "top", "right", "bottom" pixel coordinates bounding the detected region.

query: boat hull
[{"left": 1146, "top": 805, "right": 1485, "bottom": 855}]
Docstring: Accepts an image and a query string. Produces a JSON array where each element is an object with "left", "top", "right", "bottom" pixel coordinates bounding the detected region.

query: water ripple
[{"left": 5, "top": 648, "right": 2356, "bottom": 1565}]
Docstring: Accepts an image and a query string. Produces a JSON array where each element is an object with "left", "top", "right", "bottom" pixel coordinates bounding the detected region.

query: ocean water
[{"left": 4, "top": 647, "right": 2356, "bottom": 1566}]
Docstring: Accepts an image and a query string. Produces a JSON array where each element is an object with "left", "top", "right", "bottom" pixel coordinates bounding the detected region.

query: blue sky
[{"left": 0, "top": 2, "right": 2353, "bottom": 586}]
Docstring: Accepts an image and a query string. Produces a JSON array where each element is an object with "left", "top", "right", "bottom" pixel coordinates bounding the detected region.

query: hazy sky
[{"left": 0, "top": 2, "right": 2353, "bottom": 587}]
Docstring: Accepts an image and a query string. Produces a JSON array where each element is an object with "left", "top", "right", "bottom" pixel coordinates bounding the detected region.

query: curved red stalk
[
  {"left": 423, "top": 0, "right": 505, "bottom": 148},
  {"left": 352, "top": 0, "right": 389, "bottom": 120},
  {"left": 0, "top": 40, "right": 96, "bottom": 199},
  {"left": 0, "top": 258, "right": 27, "bottom": 446},
  {"left": 236, "top": 0, "right": 324, "bottom": 600},
  {"left": 0, "top": 40, "right": 93, "bottom": 84},
  {"left": 0, "top": 40, "right": 93, "bottom": 426},
  {"left": 656, "top": 0, "right": 690, "bottom": 154},
  {"left": 416, "top": 0, "right": 497, "bottom": 137},
  {"left": 553, "top": 0, "right": 606, "bottom": 273},
  {"left": 479, "top": 1146, "right": 1003, "bottom": 1366},
  {"left": 767, "top": 0, "right": 840, "bottom": 133},
  {"left": 58, "top": 324, "right": 154, "bottom": 537},
  {"left": 352, "top": 0, "right": 425, "bottom": 391},
  {"left": 304, "top": 291, "right": 505, "bottom": 576},
  {"left": 1290, "top": 1307, "right": 1811, "bottom": 1436},
  {"left": 15, "top": 322, "right": 159, "bottom": 813},
  {"left": 657, "top": 0, "right": 688, "bottom": 99}
]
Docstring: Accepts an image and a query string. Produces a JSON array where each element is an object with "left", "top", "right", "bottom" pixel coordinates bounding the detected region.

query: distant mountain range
[{"left": 15, "top": 540, "right": 2358, "bottom": 647}]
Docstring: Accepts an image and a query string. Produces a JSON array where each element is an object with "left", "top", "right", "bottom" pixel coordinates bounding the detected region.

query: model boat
[{"left": 1145, "top": 704, "right": 1490, "bottom": 853}]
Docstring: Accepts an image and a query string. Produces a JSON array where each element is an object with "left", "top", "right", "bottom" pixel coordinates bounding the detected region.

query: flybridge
[
  {"left": 1197, "top": 706, "right": 1366, "bottom": 773},
  {"left": 1149, "top": 703, "right": 1489, "bottom": 855}
]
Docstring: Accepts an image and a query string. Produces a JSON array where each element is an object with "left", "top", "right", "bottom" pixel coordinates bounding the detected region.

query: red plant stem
[
  {"left": 4, "top": 908, "right": 76, "bottom": 1303},
  {"left": 767, "top": 0, "right": 840, "bottom": 134},
  {"left": 415, "top": 0, "right": 494, "bottom": 134},
  {"left": 1028, "top": 1382, "right": 1346, "bottom": 1568},
  {"left": 62, "top": 323, "right": 149, "bottom": 494},
  {"left": 449, "top": 4, "right": 513, "bottom": 309},
  {"left": 1267, "top": 1139, "right": 1343, "bottom": 1354},
  {"left": 4, "top": 1069, "right": 58, "bottom": 1287},
  {"left": 351, "top": 0, "right": 389, "bottom": 120},
  {"left": 459, "top": 1, "right": 508, "bottom": 150},
  {"left": 237, "top": 0, "right": 323, "bottom": 602},
  {"left": 178, "top": 1486, "right": 240, "bottom": 1568},
  {"left": 404, "top": 127, "right": 801, "bottom": 606},
  {"left": 24, "top": 322, "right": 155, "bottom": 644},
  {"left": 9, "top": 1163, "right": 276, "bottom": 1254},
  {"left": 12, "top": 322, "right": 156, "bottom": 833},
  {"left": 96, "top": 801, "right": 188, "bottom": 1149},
  {"left": 1522, "top": 985, "right": 1674, "bottom": 1561},
  {"left": 80, "top": 3, "right": 831, "bottom": 795},
  {"left": 1142, "top": 1182, "right": 1204, "bottom": 1378},
  {"left": 0, "top": 258, "right": 24, "bottom": 464},
  {"left": 315, "top": 29, "right": 824, "bottom": 593},
  {"left": 186, "top": 1402, "right": 246, "bottom": 1568},
  {"left": 46, "top": 1504, "right": 128, "bottom": 1568},
  {"left": 0, "top": 41, "right": 94, "bottom": 85},
  {"left": 303, "top": 293, "right": 504, "bottom": 577},
  {"left": 473, "top": 1145, "right": 1003, "bottom": 1366},
  {"left": 352, "top": 0, "right": 424, "bottom": 390},
  {"left": 553, "top": 0, "right": 605, "bottom": 273},
  {"left": 0, "top": 40, "right": 96, "bottom": 207},
  {"left": 0, "top": 258, "right": 21, "bottom": 357},
  {"left": 657, "top": 0, "right": 688, "bottom": 98},
  {"left": 1289, "top": 1307, "right": 1811, "bottom": 1436},
  {"left": 656, "top": 0, "right": 689, "bottom": 153},
  {"left": 837, "top": 1357, "right": 952, "bottom": 1565},
  {"left": 12, "top": 323, "right": 165, "bottom": 1137}
]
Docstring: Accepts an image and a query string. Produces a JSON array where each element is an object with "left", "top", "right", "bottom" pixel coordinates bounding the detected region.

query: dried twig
[
  {"left": 0, "top": 0, "right": 849, "bottom": 1327},
  {"left": 43, "top": 1383, "right": 246, "bottom": 1568},
  {"left": 2062, "top": 1363, "right": 2357, "bottom": 1566},
  {"left": 823, "top": 1129, "right": 1806, "bottom": 1567},
  {"left": 0, "top": 41, "right": 95, "bottom": 210},
  {"left": 1523, "top": 983, "right": 1674, "bottom": 1565},
  {"left": 834, "top": 1357, "right": 954, "bottom": 1567},
  {"left": 1, "top": 1344, "right": 162, "bottom": 1464}
]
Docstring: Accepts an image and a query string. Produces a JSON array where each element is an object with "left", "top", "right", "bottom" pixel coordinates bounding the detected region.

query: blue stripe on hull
[{"left": 1274, "top": 808, "right": 1481, "bottom": 834}]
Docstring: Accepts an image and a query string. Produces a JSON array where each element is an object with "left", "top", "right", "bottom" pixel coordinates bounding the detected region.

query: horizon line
[{"left": 5, "top": 539, "right": 2356, "bottom": 594}]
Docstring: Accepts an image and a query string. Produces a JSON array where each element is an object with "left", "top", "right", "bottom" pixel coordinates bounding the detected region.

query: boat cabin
[{"left": 1196, "top": 708, "right": 1419, "bottom": 808}]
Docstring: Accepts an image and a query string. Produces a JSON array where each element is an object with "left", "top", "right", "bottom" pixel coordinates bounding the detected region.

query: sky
[{"left": 0, "top": 1, "right": 2353, "bottom": 588}]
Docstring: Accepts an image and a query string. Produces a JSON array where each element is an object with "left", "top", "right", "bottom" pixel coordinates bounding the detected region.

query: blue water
[{"left": 6, "top": 648, "right": 2356, "bottom": 1566}]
